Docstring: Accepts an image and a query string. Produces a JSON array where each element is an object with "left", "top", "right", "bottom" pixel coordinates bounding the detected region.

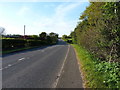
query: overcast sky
[{"left": 0, "top": 1, "right": 89, "bottom": 36}]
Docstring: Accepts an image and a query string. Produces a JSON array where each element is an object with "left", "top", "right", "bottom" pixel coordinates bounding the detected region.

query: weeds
[{"left": 72, "top": 44, "right": 120, "bottom": 88}]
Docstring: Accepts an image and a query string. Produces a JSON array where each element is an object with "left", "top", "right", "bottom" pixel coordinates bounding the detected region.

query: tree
[
  {"left": 62, "top": 35, "right": 68, "bottom": 40},
  {"left": 31, "top": 35, "right": 39, "bottom": 40},
  {"left": 70, "top": 31, "right": 77, "bottom": 44},
  {"left": 39, "top": 32, "right": 47, "bottom": 40},
  {"left": 49, "top": 32, "right": 58, "bottom": 44},
  {"left": 71, "top": 2, "right": 120, "bottom": 62}
]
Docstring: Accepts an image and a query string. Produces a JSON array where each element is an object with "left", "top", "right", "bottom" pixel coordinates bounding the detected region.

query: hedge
[
  {"left": 2, "top": 38, "right": 58, "bottom": 51},
  {"left": 26, "top": 40, "right": 42, "bottom": 46},
  {"left": 2, "top": 39, "right": 26, "bottom": 50},
  {"left": 2, "top": 39, "right": 42, "bottom": 50}
]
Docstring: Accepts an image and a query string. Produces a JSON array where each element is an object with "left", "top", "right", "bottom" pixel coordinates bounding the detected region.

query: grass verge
[{"left": 71, "top": 44, "right": 107, "bottom": 88}]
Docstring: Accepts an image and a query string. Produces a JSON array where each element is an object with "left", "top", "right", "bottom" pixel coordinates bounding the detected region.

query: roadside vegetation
[
  {"left": 2, "top": 32, "right": 58, "bottom": 54},
  {"left": 62, "top": 35, "right": 72, "bottom": 44},
  {"left": 72, "top": 44, "right": 119, "bottom": 88},
  {"left": 63, "top": 2, "right": 120, "bottom": 88}
]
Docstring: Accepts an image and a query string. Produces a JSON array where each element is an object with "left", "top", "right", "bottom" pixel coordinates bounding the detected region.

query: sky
[{"left": 0, "top": 1, "right": 89, "bottom": 36}]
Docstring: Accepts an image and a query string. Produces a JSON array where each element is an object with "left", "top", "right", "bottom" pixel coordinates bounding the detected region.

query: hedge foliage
[
  {"left": 71, "top": 2, "right": 120, "bottom": 62},
  {"left": 2, "top": 39, "right": 27, "bottom": 50},
  {"left": 2, "top": 38, "right": 57, "bottom": 51}
]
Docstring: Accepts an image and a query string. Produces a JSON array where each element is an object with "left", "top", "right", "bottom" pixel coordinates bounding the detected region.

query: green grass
[{"left": 71, "top": 44, "right": 107, "bottom": 88}]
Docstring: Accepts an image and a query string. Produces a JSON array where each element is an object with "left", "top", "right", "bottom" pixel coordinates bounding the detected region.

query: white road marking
[
  {"left": 52, "top": 45, "right": 70, "bottom": 88},
  {"left": 0, "top": 65, "right": 11, "bottom": 70},
  {"left": 1, "top": 58, "right": 25, "bottom": 70},
  {"left": 18, "top": 58, "right": 25, "bottom": 61},
  {"left": 8, "top": 64, "right": 12, "bottom": 67},
  {"left": 1, "top": 65, "right": 12, "bottom": 70}
]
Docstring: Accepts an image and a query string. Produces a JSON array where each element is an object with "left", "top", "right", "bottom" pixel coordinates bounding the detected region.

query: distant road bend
[{"left": 2, "top": 40, "right": 83, "bottom": 88}]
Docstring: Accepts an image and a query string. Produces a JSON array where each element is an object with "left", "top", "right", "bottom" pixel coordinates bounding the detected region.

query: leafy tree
[
  {"left": 31, "top": 35, "right": 39, "bottom": 40},
  {"left": 49, "top": 32, "right": 58, "bottom": 44},
  {"left": 39, "top": 32, "right": 47, "bottom": 40},
  {"left": 71, "top": 2, "right": 120, "bottom": 62},
  {"left": 62, "top": 35, "right": 68, "bottom": 40}
]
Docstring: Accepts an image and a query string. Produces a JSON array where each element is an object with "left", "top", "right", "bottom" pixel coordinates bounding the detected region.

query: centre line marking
[
  {"left": 53, "top": 45, "right": 70, "bottom": 88},
  {"left": 18, "top": 58, "right": 25, "bottom": 61},
  {"left": 8, "top": 64, "right": 12, "bottom": 67}
]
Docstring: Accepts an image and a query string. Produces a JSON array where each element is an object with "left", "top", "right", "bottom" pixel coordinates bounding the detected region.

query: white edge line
[{"left": 53, "top": 45, "right": 70, "bottom": 88}]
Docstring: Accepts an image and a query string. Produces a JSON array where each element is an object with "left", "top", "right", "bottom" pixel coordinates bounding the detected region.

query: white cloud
[
  {"left": 17, "top": 6, "right": 30, "bottom": 16},
  {"left": 1, "top": 2, "right": 83, "bottom": 36},
  {"left": 30, "top": 3, "right": 83, "bottom": 36},
  {"left": 55, "top": 3, "right": 81, "bottom": 18}
]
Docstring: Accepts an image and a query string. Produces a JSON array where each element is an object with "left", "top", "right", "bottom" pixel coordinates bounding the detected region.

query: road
[{"left": 2, "top": 40, "right": 83, "bottom": 88}]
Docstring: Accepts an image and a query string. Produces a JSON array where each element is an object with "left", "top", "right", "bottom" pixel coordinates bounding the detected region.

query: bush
[
  {"left": 72, "top": 44, "right": 120, "bottom": 88},
  {"left": 95, "top": 61, "right": 120, "bottom": 88},
  {"left": 2, "top": 39, "right": 47, "bottom": 51}
]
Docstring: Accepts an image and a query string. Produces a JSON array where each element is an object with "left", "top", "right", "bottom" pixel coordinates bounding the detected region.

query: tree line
[
  {"left": 70, "top": 2, "right": 120, "bottom": 62},
  {"left": 2, "top": 32, "right": 59, "bottom": 51}
]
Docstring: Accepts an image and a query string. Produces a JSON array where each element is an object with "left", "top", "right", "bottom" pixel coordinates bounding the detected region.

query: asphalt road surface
[{"left": 2, "top": 40, "right": 83, "bottom": 88}]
